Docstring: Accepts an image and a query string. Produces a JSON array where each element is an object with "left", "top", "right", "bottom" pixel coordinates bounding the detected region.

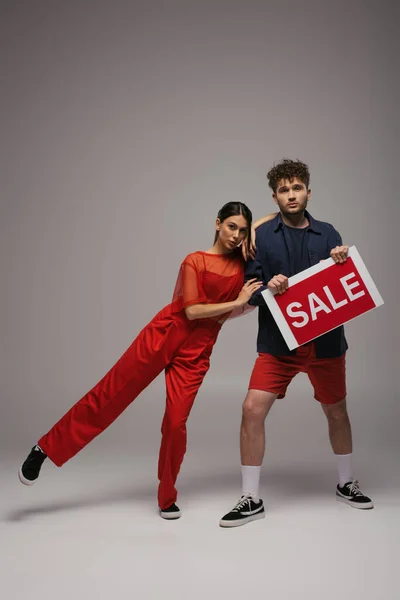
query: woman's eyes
[{"left": 228, "top": 224, "right": 247, "bottom": 234}]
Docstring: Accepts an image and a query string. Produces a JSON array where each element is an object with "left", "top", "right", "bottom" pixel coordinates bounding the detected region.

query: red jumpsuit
[{"left": 38, "top": 251, "right": 244, "bottom": 509}]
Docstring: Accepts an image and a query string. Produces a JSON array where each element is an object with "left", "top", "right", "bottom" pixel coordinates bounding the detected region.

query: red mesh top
[{"left": 171, "top": 251, "right": 244, "bottom": 322}]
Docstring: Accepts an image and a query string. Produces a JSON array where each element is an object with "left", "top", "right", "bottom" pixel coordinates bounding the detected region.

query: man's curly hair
[{"left": 267, "top": 159, "right": 310, "bottom": 193}]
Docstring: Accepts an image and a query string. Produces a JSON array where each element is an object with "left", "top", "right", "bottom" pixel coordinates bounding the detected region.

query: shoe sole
[
  {"left": 219, "top": 511, "right": 265, "bottom": 528},
  {"left": 18, "top": 468, "right": 37, "bottom": 486},
  {"left": 159, "top": 510, "right": 182, "bottom": 520},
  {"left": 336, "top": 495, "right": 374, "bottom": 510}
]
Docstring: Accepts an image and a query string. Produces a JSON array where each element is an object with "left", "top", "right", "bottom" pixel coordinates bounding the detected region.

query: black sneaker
[
  {"left": 18, "top": 445, "right": 47, "bottom": 486},
  {"left": 336, "top": 480, "right": 374, "bottom": 509},
  {"left": 219, "top": 494, "right": 265, "bottom": 528},
  {"left": 159, "top": 503, "right": 182, "bottom": 520}
]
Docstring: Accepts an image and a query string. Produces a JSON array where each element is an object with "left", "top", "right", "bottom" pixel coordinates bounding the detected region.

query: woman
[{"left": 19, "top": 202, "right": 267, "bottom": 519}]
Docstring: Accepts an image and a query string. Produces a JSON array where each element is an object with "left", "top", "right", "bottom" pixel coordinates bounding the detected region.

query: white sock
[
  {"left": 335, "top": 453, "right": 353, "bottom": 487},
  {"left": 241, "top": 465, "right": 261, "bottom": 500}
]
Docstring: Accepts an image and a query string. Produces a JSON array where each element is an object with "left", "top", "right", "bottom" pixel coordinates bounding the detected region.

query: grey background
[
  {"left": 0, "top": 1, "right": 399, "bottom": 598},
  {"left": 1, "top": 0, "right": 397, "bottom": 454}
]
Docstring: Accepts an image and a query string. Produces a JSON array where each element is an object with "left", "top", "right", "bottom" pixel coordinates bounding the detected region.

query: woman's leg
[
  {"left": 38, "top": 310, "right": 181, "bottom": 467},
  {"left": 157, "top": 327, "right": 218, "bottom": 510}
]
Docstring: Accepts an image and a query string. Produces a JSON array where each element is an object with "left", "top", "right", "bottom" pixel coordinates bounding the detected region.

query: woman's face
[{"left": 216, "top": 214, "right": 249, "bottom": 251}]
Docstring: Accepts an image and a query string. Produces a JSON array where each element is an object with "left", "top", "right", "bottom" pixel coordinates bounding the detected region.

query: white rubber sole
[
  {"left": 219, "top": 510, "right": 265, "bottom": 528},
  {"left": 336, "top": 495, "right": 374, "bottom": 510},
  {"left": 18, "top": 468, "right": 36, "bottom": 486},
  {"left": 159, "top": 509, "right": 182, "bottom": 520}
]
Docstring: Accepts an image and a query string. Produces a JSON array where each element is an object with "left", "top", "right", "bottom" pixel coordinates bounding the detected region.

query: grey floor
[{"left": 1, "top": 440, "right": 399, "bottom": 600}]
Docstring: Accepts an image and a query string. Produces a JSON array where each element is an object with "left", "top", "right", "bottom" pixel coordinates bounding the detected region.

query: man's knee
[
  {"left": 321, "top": 397, "right": 348, "bottom": 421},
  {"left": 242, "top": 389, "right": 277, "bottom": 422}
]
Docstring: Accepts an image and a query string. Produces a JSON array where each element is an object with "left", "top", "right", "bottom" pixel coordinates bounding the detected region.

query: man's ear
[{"left": 272, "top": 194, "right": 278, "bottom": 206}]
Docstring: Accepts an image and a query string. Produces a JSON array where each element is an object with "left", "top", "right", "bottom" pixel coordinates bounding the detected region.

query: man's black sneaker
[
  {"left": 336, "top": 480, "right": 374, "bottom": 509},
  {"left": 159, "top": 503, "right": 182, "bottom": 519},
  {"left": 219, "top": 494, "right": 265, "bottom": 528},
  {"left": 18, "top": 445, "right": 47, "bottom": 486}
]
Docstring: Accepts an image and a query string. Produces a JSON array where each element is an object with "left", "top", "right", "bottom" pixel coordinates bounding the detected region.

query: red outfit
[
  {"left": 38, "top": 251, "right": 244, "bottom": 509},
  {"left": 249, "top": 341, "right": 346, "bottom": 405}
]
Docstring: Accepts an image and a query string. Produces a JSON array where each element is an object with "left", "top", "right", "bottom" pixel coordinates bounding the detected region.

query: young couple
[{"left": 19, "top": 159, "right": 373, "bottom": 526}]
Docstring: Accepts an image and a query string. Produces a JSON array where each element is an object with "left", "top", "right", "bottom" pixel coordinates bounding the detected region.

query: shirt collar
[{"left": 273, "top": 210, "right": 321, "bottom": 234}]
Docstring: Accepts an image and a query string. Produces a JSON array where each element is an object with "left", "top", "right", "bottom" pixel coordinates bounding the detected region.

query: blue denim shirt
[{"left": 245, "top": 211, "right": 348, "bottom": 358}]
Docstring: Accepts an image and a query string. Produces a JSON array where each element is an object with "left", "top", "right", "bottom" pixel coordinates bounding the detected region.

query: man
[{"left": 220, "top": 159, "right": 373, "bottom": 528}]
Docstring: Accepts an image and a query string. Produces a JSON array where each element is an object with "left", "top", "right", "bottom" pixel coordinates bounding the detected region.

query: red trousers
[{"left": 38, "top": 305, "right": 221, "bottom": 509}]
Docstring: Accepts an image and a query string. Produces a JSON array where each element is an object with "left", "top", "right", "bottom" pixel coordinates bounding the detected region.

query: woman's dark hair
[{"left": 213, "top": 201, "right": 253, "bottom": 244}]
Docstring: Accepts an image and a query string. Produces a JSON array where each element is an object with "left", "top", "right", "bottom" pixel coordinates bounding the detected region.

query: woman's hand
[
  {"left": 241, "top": 226, "right": 257, "bottom": 261},
  {"left": 236, "top": 278, "right": 264, "bottom": 306},
  {"left": 241, "top": 213, "right": 278, "bottom": 261}
]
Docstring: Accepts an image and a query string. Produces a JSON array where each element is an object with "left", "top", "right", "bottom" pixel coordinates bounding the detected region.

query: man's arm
[
  {"left": 253, "top": 212, "right": 279, "bottom": 230},
  {"left": 244, "top": 226, "right": 290, "bottom": 304},
  {"left": 244, "top": 256, "right": 268, "bottom": 306}
]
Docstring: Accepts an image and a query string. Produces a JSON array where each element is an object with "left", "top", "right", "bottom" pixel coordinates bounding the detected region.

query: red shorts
[{"left": 249, "top": 342, "right": 346, "bottom": 405}]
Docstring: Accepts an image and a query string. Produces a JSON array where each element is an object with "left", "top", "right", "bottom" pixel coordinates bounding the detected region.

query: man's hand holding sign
[{"left": 267, "top": 245, "right": 351, "bottom": 295}]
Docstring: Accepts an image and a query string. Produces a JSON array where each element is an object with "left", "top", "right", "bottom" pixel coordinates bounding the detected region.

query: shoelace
[
  {"left": 232, "top": 495, "right": 254, "bottom": 512},
  {"left": 347, "top": 480, "right": 363, "bottom": 496}
]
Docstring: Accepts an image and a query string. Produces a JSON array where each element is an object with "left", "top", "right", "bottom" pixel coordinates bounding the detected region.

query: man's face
[{"left": 273, "top": 177, "right": 311, "bottom": 216}]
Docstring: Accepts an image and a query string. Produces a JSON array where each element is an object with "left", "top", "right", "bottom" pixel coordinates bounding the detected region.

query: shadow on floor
[{"left": 4, "top": 465, "right": 340, "bottom": 522}]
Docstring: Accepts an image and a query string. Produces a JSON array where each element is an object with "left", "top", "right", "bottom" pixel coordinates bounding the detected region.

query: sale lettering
[{"left": 286, "top": 272, "right": 365, "bottom": 328}]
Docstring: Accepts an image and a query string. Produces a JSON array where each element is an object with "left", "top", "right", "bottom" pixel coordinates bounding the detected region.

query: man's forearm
[
  {"left": 248, "top": 286, "right": 267, "bottom": 306},
  {"left": 253, "top": 212, "right": 278, "bottom": 230}
]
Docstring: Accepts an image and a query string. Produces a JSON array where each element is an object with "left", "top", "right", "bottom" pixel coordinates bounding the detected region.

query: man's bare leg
[
  {"left": 240, "top": 389, "right": 278, "bottom": 466},
  {"left": 321, "top": 398, "right": 373, "bottom": 509},
  {"left": 321, "top": 397, "right": 352, "bottom": 456},
  {"left": 219, "top": 390, "right": 278, "bottom": 528}
]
